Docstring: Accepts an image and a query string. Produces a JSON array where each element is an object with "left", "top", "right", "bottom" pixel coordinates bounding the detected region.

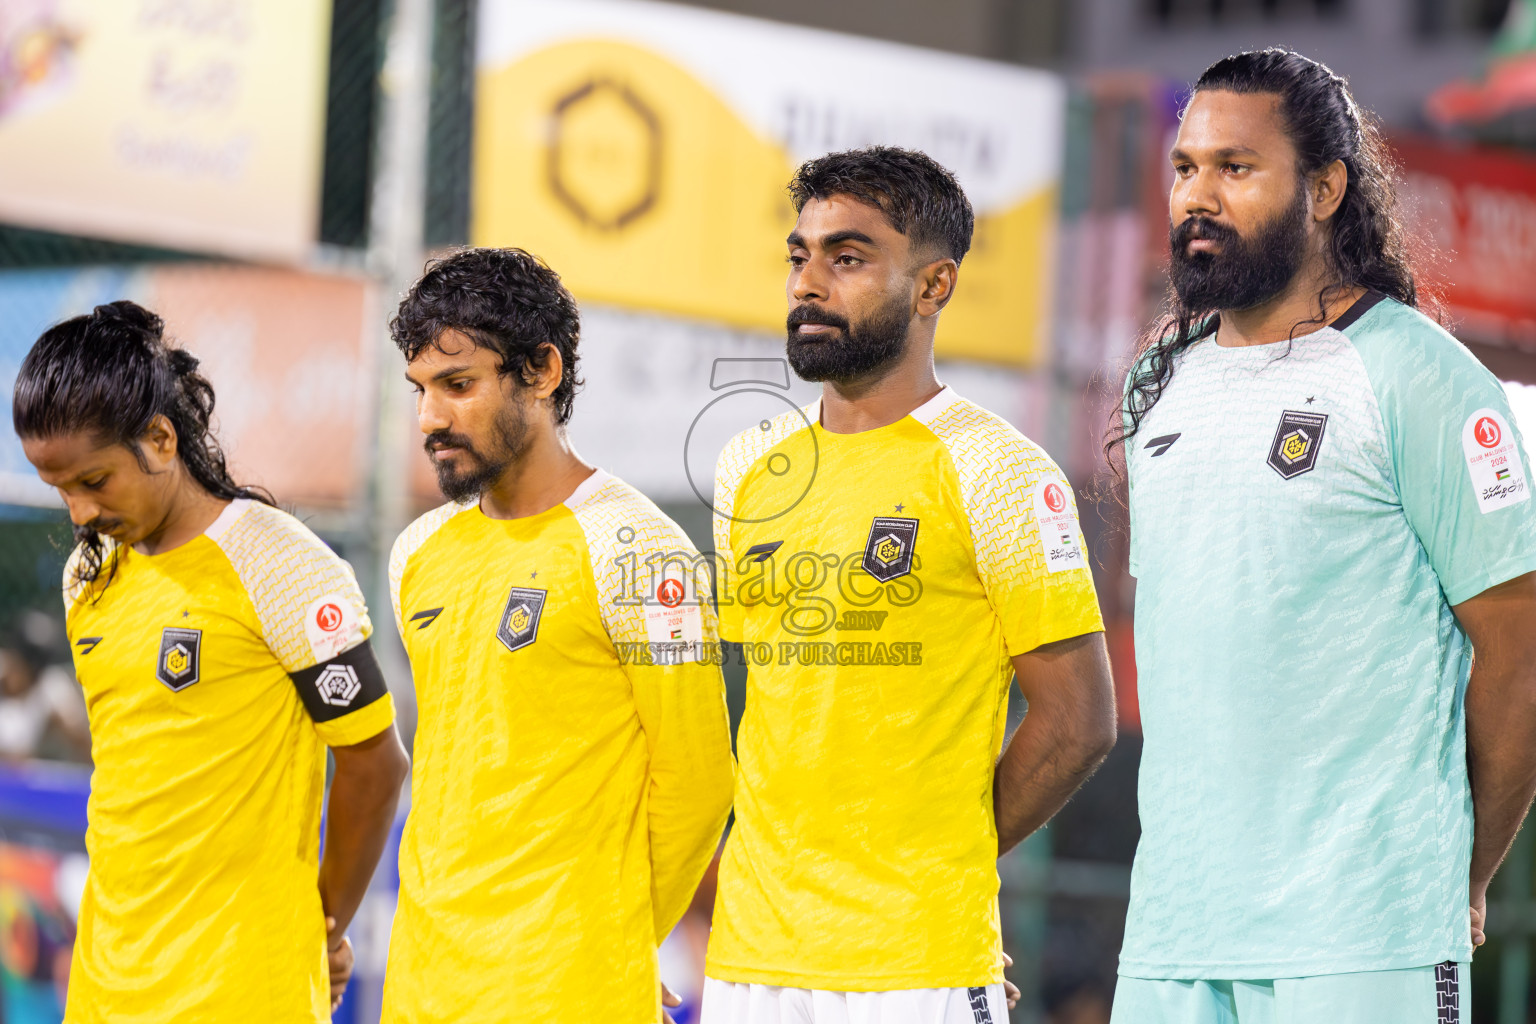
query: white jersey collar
[{"left": 563, "top": 467, "right": 611, "bottom": 508}]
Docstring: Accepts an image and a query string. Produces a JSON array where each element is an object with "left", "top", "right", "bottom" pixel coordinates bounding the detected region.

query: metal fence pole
[
  {"left": 1000, "top": 827, "right": 1052, "bottom": 1024},
  {"left": 361, "top": 0, "right": 435, "bottom": 742},
  {"left": 1499, "top": 825, "right": 1535, "bottom": 1024}
]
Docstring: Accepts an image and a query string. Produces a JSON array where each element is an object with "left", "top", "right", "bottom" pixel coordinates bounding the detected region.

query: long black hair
[
  {"left": 1110, "top": 48, "right": 1428, "bottom": 458},
  {"left": 12, "top": 300, "right": 273, "bottom": 592}
]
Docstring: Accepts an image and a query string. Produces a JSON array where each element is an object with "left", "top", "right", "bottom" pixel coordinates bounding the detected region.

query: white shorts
[{"left": 700, "top": 978, "right": 1011, "bottom": 1024}]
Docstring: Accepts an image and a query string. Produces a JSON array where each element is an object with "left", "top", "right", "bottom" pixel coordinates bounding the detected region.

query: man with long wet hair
[
  {"left": 13, "top": 301, "right": 409, "bottom": 1023},
  {"left": 1110, "top": 49, "right": 1536, "bottom": 1023}
]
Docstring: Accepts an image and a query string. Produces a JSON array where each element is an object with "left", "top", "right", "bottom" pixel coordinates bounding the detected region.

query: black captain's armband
[{"left": 288, "top": 639, "right": 389, "bottom": 724}]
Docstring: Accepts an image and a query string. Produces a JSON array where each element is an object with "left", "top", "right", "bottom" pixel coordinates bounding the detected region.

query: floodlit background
[{"left": 1, "top": 0, "right": 1535, "bottom": 1021}]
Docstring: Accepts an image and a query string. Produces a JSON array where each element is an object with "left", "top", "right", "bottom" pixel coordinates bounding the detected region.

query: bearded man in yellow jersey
[
  {"left": 380, "top": 247, "right": 735, "bottom": 1023},
  {"left": 13, "top": 301, "right": 410, "bottom": 1023},
  {"left": 702, "top": 147, "right": 1119, "bottom": 1024}
]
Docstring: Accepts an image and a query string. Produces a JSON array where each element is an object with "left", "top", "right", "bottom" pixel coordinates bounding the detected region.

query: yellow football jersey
[
  {"left": 706, "top": 386, "right": 1104, "bottom": 990},
  {"left": 62, "top": 499, "right": 396, "bottom": 1024},
  {"left": 382, "top": 469, "right": 734, "bottom": 1024}
]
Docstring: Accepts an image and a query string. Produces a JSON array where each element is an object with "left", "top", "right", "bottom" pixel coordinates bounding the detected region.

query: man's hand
[
  {"left": 662, "top": 981, "right": 682, "bottom": 1024},
  {"left": 1471, "top": 897, "right": 1487, "bottom": 948},
  {"left": 326, "top": 916, "right": 354, "bottom": 1012},
  {"left": 1002, "top": 950, "right": 1021, "bottom": 1010}
]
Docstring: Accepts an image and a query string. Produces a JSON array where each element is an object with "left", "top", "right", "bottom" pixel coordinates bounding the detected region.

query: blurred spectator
[{"left": 0, "top": 628, "right": 88, "bottom": 763}]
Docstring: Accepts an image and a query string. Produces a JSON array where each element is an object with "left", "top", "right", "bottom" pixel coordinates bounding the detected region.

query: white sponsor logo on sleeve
[
  {"left": 304, "top": 593, "right": 360, "bottom": 663},
  {"left": 314, "top": 664, "right": 362, "bottom": 707},
  {"left": 1462, "top": 408, "right": 1530, "bottom": 514},
  {"left": 1032, "top": 479, "right": 1087, "bottom": 573}
]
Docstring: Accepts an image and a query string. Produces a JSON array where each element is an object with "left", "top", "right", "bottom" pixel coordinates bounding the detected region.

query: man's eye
[
  {"left": 82, "top": 477, "right": 106, "bottom": 490},
  {"left": 787, "top": 254, "right": 806, "bottom": 267},
  {"left": 836, "top": 254, "right": 861, "bottom": 266},
  {"left": 449, "top": 379, "right": 470, "bottom": 391}
]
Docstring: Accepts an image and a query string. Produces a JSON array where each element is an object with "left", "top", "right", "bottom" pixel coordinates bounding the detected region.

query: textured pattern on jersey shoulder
[
  {"left": 712, "top": 405, "right": 816, "bottom": 566},
  {"left": 569, "top": 475, "right": 718, "bottom": 647},
  {"left": 213, "top": 502, "right": 373, "bottom": 673},
  {"left": 388, "top": 501, "right": 473, "bottom": 634},
  {"left": 923, "top": 397, "right": 1069, "bottom": 594}
]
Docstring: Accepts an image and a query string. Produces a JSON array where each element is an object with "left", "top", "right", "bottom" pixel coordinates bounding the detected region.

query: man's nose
[
  {"left": 417, "top": 389, "right": 452, "bottom": 435},
  {"left": 63, "top": 493, "right": 101, "bottom": 528}
]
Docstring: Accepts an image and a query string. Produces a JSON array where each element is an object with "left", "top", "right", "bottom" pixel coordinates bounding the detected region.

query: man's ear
[
  {"left": 140, "top": 413, "right": 179, "bottom": 465},
  {"left": 525, "top": 343, "right": 563, "bottom": 402},
  {"left": 1312, "top": 158, "right": 1348, "bottom": 224},
  {"left": 916, "top": 259, "right": 960, "bottom": 318}
]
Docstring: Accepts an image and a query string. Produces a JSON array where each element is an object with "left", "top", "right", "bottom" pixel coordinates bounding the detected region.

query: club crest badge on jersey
[
  {"left": 1267, "top": 409, "right": 1328, "bottom": 479},
  {"left": 496, "top": 587, "right": 547, "bottom": 653},
  {"left": 156, "top": 627, "right": 203, "bottom": 691},
  {"left": 861, "top": 516, "right": 918, "bottom": 583}
]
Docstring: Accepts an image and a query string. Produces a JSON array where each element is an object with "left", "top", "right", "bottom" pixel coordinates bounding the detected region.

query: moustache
[
  {"left": 424, "top": 430, "right": 478, "bottom": 457},
  {"left": 1171, "top": 216, "right": 1241, "bottom": 252},
  {"left": 787, "top": 304, "right": 850, "bottom": 332}
]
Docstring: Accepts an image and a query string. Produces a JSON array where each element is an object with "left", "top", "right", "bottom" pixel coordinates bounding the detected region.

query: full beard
[
  {"left": 426, "top": 400, "right": 530, "bottom": 503},
  {"left": 1169, "top": 184, "right": 1310, "bottom": 314},
  {"left": 785, "top": 291, "right": 913, "bottom": 384}
]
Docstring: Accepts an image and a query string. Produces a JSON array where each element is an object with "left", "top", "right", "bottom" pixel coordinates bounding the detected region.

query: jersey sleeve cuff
[
  {"left": 1004, "top": 605, "right": 1107, "bottom": 657},
  {"left": 1441, "top": 555, "right": 1536, "bottom": 607},
  {"left": 314, "top": 692, "right": 396, "bottom": 747}
]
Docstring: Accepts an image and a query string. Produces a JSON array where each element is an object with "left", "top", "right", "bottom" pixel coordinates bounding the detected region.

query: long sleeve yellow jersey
[{"left": 381, "top": 469, "right": 734, "bottom": 1023}]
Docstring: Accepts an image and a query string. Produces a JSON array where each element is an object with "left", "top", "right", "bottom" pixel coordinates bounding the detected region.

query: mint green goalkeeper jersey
[{"left": 1121, "top": 292, "right": 1536, "bottom": 979}]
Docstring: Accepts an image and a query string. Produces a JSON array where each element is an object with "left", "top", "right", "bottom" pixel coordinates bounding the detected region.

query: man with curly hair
[{"left": 379, "top": 247, "right": 735, "bottom": 1024}]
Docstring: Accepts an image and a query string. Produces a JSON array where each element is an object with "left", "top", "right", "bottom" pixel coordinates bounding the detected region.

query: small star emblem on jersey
[
  {"left": 496, "top": 586, "right": 547, "bottom": 653},
  {"left": 530, "top": 570, "right": 538, "bottom": 580},
  {"left": 893, "top": 502, "right": 905, "bottom": 513},
  {"left": 156, "top": 627, "right": 203, "bottom": 691},
  {"left": 1267, "top": 409, "right": 1328, "bottom": 479},
  {"left": 861, "top": 516, "right": 918, "bottom": 582}
]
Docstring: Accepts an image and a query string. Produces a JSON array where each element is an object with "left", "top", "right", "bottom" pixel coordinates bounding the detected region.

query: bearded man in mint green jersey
[{"left": 1111, "top": 49, "right": 1536, "bottom": 1024}]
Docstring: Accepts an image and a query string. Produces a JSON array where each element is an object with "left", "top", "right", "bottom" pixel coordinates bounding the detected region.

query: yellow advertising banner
[
  {"left": 0, "top": 0, "right": 331, "bottom": 262},
  {"left": 473, "top": 0, "right": 1065, "bottom": 366}
]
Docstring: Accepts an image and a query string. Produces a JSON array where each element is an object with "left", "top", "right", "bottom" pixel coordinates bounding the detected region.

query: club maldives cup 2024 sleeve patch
[
  {"left": 1463, "top": 408, "right": 1530, "bottom": 513},
  {"left": 645, "top": 568, "right": 703, "bottom": 663},
  {"left": 304, "top": 592, "right": 362, "bottom": 663},
  {"left": 1032, "top": 480, "right": 1086, "bottom": 573}
]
